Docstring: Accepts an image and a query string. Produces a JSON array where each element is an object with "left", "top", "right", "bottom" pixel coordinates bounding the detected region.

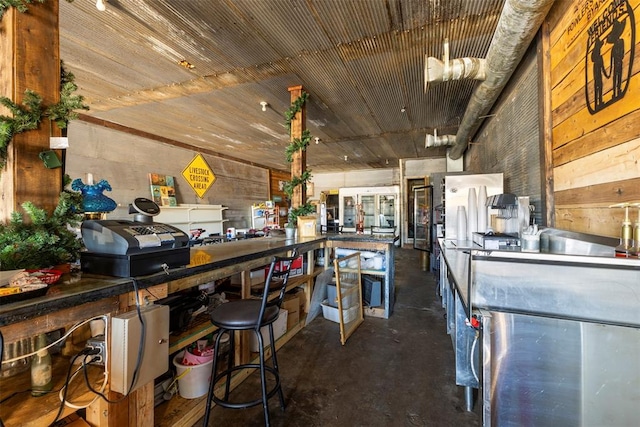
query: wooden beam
[
  {"left": 539, "top": 19, "right": 555, "bottom": 227},
  {"left": 288, "top": 85, "right": 306, "bottom": 208},
  {"left": 0, "top": 1, "right": 62, "bottom": 222}
]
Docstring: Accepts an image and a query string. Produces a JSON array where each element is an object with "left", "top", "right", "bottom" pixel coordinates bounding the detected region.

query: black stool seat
[
  {"left": 210, "top": 300, "right": 279, "bottom": 329},
  {"left": 202, "top": 251, "right": 298, "bottom": 427}
]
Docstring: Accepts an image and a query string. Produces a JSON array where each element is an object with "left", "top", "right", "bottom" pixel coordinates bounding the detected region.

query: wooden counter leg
[
  {"left": 130, "top": 382, "right": 155, "bottom": 426},
  {"left": 85, "top": 390, "right": 129, "bottom": 427}
]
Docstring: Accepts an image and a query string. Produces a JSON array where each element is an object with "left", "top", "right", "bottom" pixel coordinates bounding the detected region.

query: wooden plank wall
[
  {"left": 548, "top": 0, "right": 640, "bottom": 237},
  {"left": 66, "top": 121, "right": 269, "bottom": 230}
]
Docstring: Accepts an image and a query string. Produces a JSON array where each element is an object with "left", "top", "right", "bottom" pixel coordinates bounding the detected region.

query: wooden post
[
  {"left": 287, "top": 85, "right": 306, "bottom": 209},
  {"left": 0, "top": 1, "right": 63, "bottom": 222}
]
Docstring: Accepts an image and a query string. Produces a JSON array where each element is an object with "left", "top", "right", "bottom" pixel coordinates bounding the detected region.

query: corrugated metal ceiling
[{"left": 59, "top": 0, "right": 506, "bottom": 172}]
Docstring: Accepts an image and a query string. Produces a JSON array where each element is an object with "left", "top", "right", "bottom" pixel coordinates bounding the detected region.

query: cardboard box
[
  {"left": 297, "top": 216, "right": 317, "bottom": 237},
  {"left": 291, "top": 287, "right": 306, "bottom": 314},
  {"left": 282, "top": 294, "right": 300, "bottom": 330},
  {"left": 249, "top": 309, "right": 288, "bottom": 352},
  {"left": 265, "top": 255, "right": 303, "bottom": 279}
]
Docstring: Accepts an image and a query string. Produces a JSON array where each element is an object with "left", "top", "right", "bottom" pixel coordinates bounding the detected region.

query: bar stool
[{"left": 202, "top": 250, "right": 299, "bottom": 426}]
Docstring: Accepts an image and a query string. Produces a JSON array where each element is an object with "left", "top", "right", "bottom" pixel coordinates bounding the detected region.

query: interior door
[{"left": 413, "top": 186, "right": 433, "bottom": 251}]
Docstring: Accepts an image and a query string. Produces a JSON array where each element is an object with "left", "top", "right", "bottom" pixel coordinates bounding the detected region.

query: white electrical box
[{"left": 110, "top": 304, "right": 170, "bottom": 395}]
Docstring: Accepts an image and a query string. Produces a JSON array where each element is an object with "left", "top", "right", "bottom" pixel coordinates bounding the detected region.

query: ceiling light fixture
[
  {"left": 260, "top": 101, "right": 268, "bottom": 111},
  {"left": 178, "top": 60, "right": 194, "bottom": 69},
  {"left": 344, "top": 155, "right": 348, "bottom": 162},
  {"left": 96, "top": 0, "right": 106, "bottom": 11},
  {"left": 401, "top": 106, "right": 406, "bottom": 113},
  {"left": 315, "top": 137, "right": 320, "bottom": 144}
]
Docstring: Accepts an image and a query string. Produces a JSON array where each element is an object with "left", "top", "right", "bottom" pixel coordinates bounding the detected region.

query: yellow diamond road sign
[{"left": 182, "top": 153, "right": 216, "bottom": 198}]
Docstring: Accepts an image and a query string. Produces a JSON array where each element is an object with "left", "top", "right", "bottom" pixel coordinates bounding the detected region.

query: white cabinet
[
  {"left": 155, "top": 204, "right": 228, "bottom": 237},
  {"left": 251, "top": 206, "right": 280, "bottom": 229}
]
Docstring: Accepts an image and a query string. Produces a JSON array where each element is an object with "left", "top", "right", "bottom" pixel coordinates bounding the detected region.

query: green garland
[
  {"left": 284, "top": 91, "right": 309, "bottom": 131},
  {"left": 285, "top": 129, "right": 312, "bottom": 163},
  {"left": 0, "top": 175, "right": 83, "bottom": 270},
  {"left": 283, "top": 92, "right": 315, "bottom": 225},
  {"left": 47, "top": 68, "right": 90, "bottom": 129},
  {"left": 0, "top": 0, "right": 43, "bottom": 17},
  {"left": 283, "top": 170, "right": 313, "bottom": 199},
  {"left": 0, "top": 90, "right": 43, "bottom": 169},
  {"left": 0, "top": 67, "right": 88, "bottom": 170}
]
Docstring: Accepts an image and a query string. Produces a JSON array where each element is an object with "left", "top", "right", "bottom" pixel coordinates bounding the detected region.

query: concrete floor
[{"left": 199, "top": 248, "right": 482, "bottom": 426}]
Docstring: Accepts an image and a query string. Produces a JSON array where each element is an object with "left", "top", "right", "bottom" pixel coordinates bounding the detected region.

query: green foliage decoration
[
  {"left": 284, "top": 91, "right": 309, "bottom": 131},
  {"left": 283, "top": 91, "right": 315, "bottom": 226},
  {"left": 0, "top": 67, "right": 88, "bottom": 170},
  {"left": 0, "top": 175, "right": 83, "bottom": 270},
  {"left": 287, "top": 203, "right": 316, "bottom": 228},
  {"left": 46, "top": 68, "right": 90, "bottom": 129},
  {"left": 0, "top": 0, "right": 43, "bottom": 17},
  {"left": 282, "top": 170, "right": 312, "bottom": 200},
  {"left": 0, "top": 90, "right": 43, "bottom": 169},
  {"left": 285, "top": 129, "right": 312, "bottom": 163}
]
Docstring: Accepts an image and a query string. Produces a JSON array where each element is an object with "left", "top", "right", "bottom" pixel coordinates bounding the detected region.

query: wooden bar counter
[{"left": 0, "top": 233, "right": 397, "bottom": 426}]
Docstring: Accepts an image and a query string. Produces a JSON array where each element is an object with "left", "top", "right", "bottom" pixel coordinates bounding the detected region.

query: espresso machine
[{"left": 472, "top": 193, "right": 530, "bottom": 250}]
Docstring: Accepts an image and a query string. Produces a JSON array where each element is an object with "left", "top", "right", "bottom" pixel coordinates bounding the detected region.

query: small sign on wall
[{"left": 182, "top": 153, "right": 216, "bottom": 199}]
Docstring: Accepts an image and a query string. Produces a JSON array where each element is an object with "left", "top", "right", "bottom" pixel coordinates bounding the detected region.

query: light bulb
[
  {"left": 96, "top": 0, "right": 106, "bottom": 11},
  {"left": 260, "top": 101, "right": 268, "bottom": 111},
  {"left": 315, "top": 137, "right": 320, "bottom": 144}
]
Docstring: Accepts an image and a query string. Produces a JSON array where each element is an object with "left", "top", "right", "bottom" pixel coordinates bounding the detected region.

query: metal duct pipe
[
  {"left": 448, "top": 0, "right": 555, "bottom": 160},
  {"left": 425, "top": 133, "right": 456, "bottom": 148},
  {"left": 425, "top": 39, "right": 486, "bottom": 90}
]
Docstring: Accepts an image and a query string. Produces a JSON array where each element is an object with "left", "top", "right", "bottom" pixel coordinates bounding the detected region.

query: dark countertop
[
  {"left": 0, "top": 236, "right": 326, "bottom": 327},
  {"left": 0, "top": 233, "right": 401, "bottom": 326}
]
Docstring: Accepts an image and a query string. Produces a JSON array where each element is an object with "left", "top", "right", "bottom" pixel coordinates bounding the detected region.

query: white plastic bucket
[{"left": 173, "top": 351, "right": 213, "bottom": 399}]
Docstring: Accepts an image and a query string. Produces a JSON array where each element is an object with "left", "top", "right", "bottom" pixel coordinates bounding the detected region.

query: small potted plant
[{"left": 284, "top": 216, "right": 296, "bottom": 240}]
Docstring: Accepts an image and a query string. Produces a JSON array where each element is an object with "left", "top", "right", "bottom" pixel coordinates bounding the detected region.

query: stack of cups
[
  {"left": 477, "top": 185, "right": 488, "bottom": 233},
  {"left": 457, "top": 206, "right": 467, "bottom": 242},
  {"left": 467, "top": 188, "right": 477, "bottom": 240}
]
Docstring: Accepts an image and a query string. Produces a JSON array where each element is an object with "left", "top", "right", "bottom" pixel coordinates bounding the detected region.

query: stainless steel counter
[
  {"left": 472, "top": 249, "right": 640, "bottom": 327},
  {"left": 439, "top": 232, "right": 640, "bottom": 426}
]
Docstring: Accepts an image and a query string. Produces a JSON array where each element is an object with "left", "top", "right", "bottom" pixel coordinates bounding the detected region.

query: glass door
[
  {"left": 407, "top": 178, "right": 426, "bottom": 238},
  {"left": 377, "top": 195, "right": 396, "bottom": 227},
  {"left": 413, "top": 186, "right": 433, "bottom": 251},
  {"left": 360, "top": 195, "right": 375, "bottom": 229},
  {"left": 342, "top": 196, "right": 356, "bottom": 229}
]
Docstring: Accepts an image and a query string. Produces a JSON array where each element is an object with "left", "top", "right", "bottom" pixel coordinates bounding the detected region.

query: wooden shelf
[
  {"left": 169, "top": 314, "right": 219, "bottom": 355},
  {"left": 0, "top": 355, "right": 105, "bottom": 427}
]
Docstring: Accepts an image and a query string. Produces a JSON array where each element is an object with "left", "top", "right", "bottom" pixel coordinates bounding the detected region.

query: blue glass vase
[{"left": 71, "top": 178, "right": 117, "bottom": 213}]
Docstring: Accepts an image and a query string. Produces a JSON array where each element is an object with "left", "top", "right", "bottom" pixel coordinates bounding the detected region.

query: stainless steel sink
[{"left": 539, "top": 228, "right": 618, "bottom": 257}]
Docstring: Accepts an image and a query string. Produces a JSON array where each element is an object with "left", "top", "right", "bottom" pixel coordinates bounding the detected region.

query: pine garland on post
[
  {"left": 0, "top": 90, "right": 43, "bottom": 169},
  {"left": 0, "top": 66, "right": 88, "bottom": 171},
  {"left": 46, "top": 67, "right": 90, "bottom": 129},
  {"left": 283, "top": 91, "right": 315, "bottom": 226}
]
